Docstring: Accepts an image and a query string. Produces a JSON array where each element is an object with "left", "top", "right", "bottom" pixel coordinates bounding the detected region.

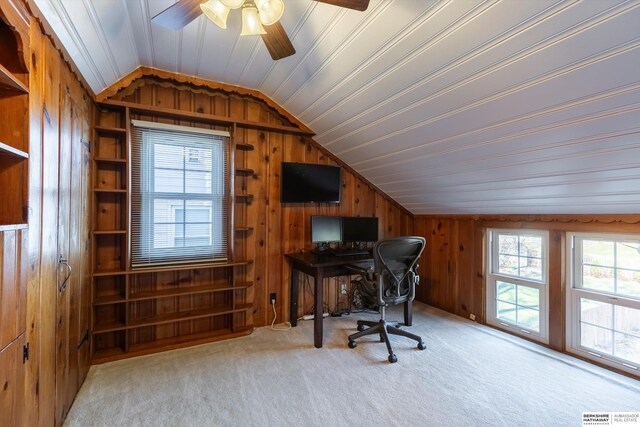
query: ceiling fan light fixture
[
  {"left": 200, "top": 0, "right": 230, "bottom": 29},
  {"left": 219, "top": 0, "right": 244, "bottom": 9},
  {"left": 240, "top": 4, "right": 266, "bottom": 36},
  {"left": 255, "top": 0, "right": 284, "bottom": 26}
]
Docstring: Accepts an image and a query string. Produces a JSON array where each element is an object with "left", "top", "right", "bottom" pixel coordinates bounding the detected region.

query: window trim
[
  {"left": 486, "top": 228, "right": 550, "bottom": 344},
  {"left": 566, "top": 232, "right": 640, "bottom": 375}
]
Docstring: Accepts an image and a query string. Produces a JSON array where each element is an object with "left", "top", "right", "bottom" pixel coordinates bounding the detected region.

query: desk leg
[
  {"left": 290, "top": 268, "right": 299, "bottom": 327},
  {"left": 404, "top": 300, "right": 413, "bottom": 326},
  {"left": 314, "top": 271, "right": 324, "bottom": 348}
]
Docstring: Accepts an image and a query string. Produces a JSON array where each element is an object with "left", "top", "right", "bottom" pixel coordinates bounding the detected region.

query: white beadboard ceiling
[{"left": 32, "top": 0, "right": 640, "bottom": 215}]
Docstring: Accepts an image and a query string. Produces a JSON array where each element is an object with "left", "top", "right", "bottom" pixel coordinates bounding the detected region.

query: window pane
[
  {"left": 185, "top": 170, "right": 212, "bottom": 194},
  {"left": 614, "top": 332, "right": 640, "bottom": 364},
  {"left": 496, "top": 281, "right": 515, "bottom": 303},
  {"left": 154, "top": 143, "right": 183, "bottom": 168},
  {"left": 519, "top": 235, "right": 541, "bottom": 257},
  {"left": 616, "top": 269, "right": 640, "bottom": 298},
  {"left": 498, "top": 234, "right": 518, "bottom": 255},
  {"left": 582, "top": 265, "right": 615, "bottom": 293},
  {"left": 519, "top": 256, "right": 542, "bottom": 280},
  {"left": 153, "top": 222, "right": 176, "bottom": 249},
  {"left": 185, "top": 223, "right": 210, "bottom": 239},
  {"left": 185, "top": 207, "right": 211, "bottom": 222},
  {"left": 497, "top": 301, "right": 516, "bottom": 323},
  {"left": 498, "top": 255, "right": 519, "bottom": 276},
  {"left": 616, "top": 241, "right": 640, "bottom": 270},
  {"left": 517, "top": 306, "right": 539, "bottom": 331},
  {"left": 614, "top": 305, "right": 640, "bottom": 335},
  {"left": 517, "top": 285, "right": 539, "bottom": 310},
  {"left": 185, "top": 147, "right": 212, "bottom": 171},
  {"left": 581, "top": 323, "right": 613, "bottom": 355},
  {"left": 155, "top": 168, "right": 184, "bottom": 193},
  {"left": 580, "top": 298, "right": 613, "bottom": 328},
  {"left": 583, "top": 239, "right": 614, "bottom": 268}
]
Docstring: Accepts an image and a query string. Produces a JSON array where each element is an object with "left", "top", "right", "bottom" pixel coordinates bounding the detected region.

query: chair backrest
[{"left": 373, "top": 236, "right": 426, "bottom": 306}]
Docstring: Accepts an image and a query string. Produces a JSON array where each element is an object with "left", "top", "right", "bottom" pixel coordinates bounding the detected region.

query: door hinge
[
  {"left": 77, "top": 329, "right": 89, "bottom": 349},
  {"left": 23, "top": 342, "right": 30, "bottom": 363}
]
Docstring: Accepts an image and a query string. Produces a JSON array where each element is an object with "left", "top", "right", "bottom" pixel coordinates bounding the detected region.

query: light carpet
[{"left": 64, "top": 303, "right": 640, "bottom": 427}]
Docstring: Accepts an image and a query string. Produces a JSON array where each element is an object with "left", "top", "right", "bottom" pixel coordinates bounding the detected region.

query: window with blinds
[{"left": 130, "top": 120, "right": 230, "bottom": 268}]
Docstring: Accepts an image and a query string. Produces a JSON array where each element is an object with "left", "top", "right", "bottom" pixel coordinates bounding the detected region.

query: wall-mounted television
[{"left": 281, "top": 162, "right": 341, "bottom": 203}]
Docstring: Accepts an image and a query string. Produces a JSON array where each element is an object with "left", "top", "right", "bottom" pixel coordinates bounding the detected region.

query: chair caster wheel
[
  {"left": 417, "top": 341, "right": 426, "bottom": 350},
  {"left": 357, "top": 324, "right": 365, "bottom": 332},
  {"left": 348, "top": 340, "right": 357, "bottom": 349},
  {"left": 388, "top": 354, "right": 397, "bottom": 363}
]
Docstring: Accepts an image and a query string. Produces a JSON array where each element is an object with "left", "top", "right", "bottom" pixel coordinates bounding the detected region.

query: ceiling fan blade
[
  {"left": 314, "top": 0, "right": 370, "bottom": 11},
  {"left": 261, "top": 21, "right": 296, "bottom": 60},
  {"left": 152, "top": 0, "right": 204, "bottom": 30}
]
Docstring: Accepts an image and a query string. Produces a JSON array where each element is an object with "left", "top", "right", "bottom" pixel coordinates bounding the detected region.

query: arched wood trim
[{"left": 95, "top": 66, "right": 313, "bottom": 135}]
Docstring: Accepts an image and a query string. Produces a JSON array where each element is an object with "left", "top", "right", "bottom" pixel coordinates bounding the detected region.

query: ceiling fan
[{"left": 152, "top": 0, "right": 370, "bottom": 60}]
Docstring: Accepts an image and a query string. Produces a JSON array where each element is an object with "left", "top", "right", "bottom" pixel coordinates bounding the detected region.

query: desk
[{"left": 285, "top": 251, "right": 414, "bottom": 348}]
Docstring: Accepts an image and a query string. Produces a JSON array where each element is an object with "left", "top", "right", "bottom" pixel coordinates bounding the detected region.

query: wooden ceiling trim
[
  {"left": 95, "top": 66, "right": 313, "bottom": 134},
  {"left": 99, "top": 98, "right": 314, "bottom": 137}
]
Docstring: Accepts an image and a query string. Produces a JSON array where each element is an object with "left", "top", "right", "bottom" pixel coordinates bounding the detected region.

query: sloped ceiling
[{"left": 31, "top": 0, "right": 640, "bottom": 215}]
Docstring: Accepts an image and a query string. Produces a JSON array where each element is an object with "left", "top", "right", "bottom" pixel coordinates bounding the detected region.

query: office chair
[{"left": 347, "top": 236, "right": 426, "bottom": 363}]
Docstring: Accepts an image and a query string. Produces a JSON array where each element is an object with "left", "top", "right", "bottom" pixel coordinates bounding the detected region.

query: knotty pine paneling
[
  {"left": 0, "top": 228, "right": 27, "bottom": 351},
  {"left": 114, "top": 80, "right": 413, "bottom": 326},
  {"left": 25, "top": 14, "right": 92, "bottom": 427},
  {"left": 414, "top": 214, "right": 640, "bottom": 353}
]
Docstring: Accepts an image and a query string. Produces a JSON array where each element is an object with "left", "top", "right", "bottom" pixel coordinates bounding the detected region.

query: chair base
[{"left": 347, "top": 319, "right": 425, "bottom": 363}]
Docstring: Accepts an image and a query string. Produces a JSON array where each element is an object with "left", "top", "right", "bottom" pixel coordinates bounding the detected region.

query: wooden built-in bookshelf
[{"left": 91, "top": 102, "right": 255, "bottom": 363}]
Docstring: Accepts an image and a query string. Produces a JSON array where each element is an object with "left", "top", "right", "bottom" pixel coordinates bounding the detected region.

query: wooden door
[{"left": 55, "top": 89, "right": 90, "bottom": 425}]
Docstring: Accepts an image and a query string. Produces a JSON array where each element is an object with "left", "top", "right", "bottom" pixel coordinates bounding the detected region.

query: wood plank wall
[
  {"left": 25, "top": 14, "right": 91, "bottom": 427},
  {"left": 414, "top": 214, "right": 640, "bottom": 352},
  {"left": 113, "top": 80, "right": 414, "bottom": 327}
]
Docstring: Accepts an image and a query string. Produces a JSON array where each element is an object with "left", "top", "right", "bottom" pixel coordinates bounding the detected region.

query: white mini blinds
[{"left": 130, "top": 120, "right": 230, "bottom": 268}]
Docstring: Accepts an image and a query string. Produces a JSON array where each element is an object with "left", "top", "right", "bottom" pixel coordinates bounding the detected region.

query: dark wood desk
[{"left": 286, "top": 251, "right": 413, "bottom": 348}]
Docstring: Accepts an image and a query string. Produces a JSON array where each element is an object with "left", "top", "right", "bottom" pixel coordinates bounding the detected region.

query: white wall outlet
[
  {"left": 469, "top": 313, "right": 476, "bottom": 321},
  {"left": 340, "top": 283, "right": 347, "bottom": 295}
]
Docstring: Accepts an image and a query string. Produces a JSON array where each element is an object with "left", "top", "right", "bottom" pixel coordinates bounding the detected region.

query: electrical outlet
[
  {"left": 469, "top": 313, "right": 476, "bottom": 321},
  {"left": 270, "top": 293, "right": 276, "bottom": 304},
  {"left": 340, "top": 283, "right": 347, "bottom": 295}
]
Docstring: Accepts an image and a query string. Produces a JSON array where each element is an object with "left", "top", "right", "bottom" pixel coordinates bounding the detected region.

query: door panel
[
  {"left": 55, "top": 86, "right": 72, "bottom": 425},
  {"left": 55, "top": 89, "right": 91, "bottom": 426}
]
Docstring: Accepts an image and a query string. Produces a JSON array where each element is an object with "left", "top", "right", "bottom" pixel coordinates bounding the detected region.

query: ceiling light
[
  {"left": 220, "top": 0, "right": 244, "bottom": 9},
  {"left": 240, "top": 4, "right": 266, "bottom": 36},
  {"left": 255, "top": 0, "right": 284, "bottom": 26},
  {"left": 200, "top": 0, "right": 230, "bottom": 29}
]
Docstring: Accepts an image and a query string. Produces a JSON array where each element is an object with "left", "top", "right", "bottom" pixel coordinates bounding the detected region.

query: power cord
[{"left": 270, "top": 297, "right": 291, "bottom": 331}]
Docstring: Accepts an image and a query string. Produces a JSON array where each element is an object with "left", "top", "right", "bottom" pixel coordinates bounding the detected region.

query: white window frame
[
  {"left": 486, "top": 229, "right": 549, "bottom": 343},
  {"left": 566, "top": 232, "right": 640, "bottom": 375},
  {"left": 130, "top": 120, "right": 230, "bottom": 268}
]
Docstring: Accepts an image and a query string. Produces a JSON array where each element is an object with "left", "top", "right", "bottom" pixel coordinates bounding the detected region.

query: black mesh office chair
[{"left": 347, "top": 236, "right": 426, "bottom": 363}]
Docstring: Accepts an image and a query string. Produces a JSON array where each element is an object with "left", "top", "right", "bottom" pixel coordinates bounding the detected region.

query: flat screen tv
[
  {"left": 281, "top": 162, "right": 341, "bottom": 203},
  {"left": 342, "top": 217, "right": 379, "bottom": 242}
]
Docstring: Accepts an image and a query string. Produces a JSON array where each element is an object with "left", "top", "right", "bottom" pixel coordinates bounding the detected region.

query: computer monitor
[
  {"left": 311, "top": 216, "right": 342, "bottom": 243},
  {"left": 341, "top": 217, "right": 379, "bottom": 242}
]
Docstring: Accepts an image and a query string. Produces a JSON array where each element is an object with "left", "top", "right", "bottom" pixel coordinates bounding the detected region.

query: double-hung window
[
  {"left": 486, "top": 229, "right": 549, "bottom": 343},
  {"left": 567, "top": 233, "right": 640, "bottom": 374},
  {"left": 130, "top": 120, "right": 229, "bottom": 267}
]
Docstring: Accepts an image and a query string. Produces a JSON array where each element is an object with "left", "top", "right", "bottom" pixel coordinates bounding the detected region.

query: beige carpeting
[{"left": 64, "top": 303, "right": 640, "bottom": 427}]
